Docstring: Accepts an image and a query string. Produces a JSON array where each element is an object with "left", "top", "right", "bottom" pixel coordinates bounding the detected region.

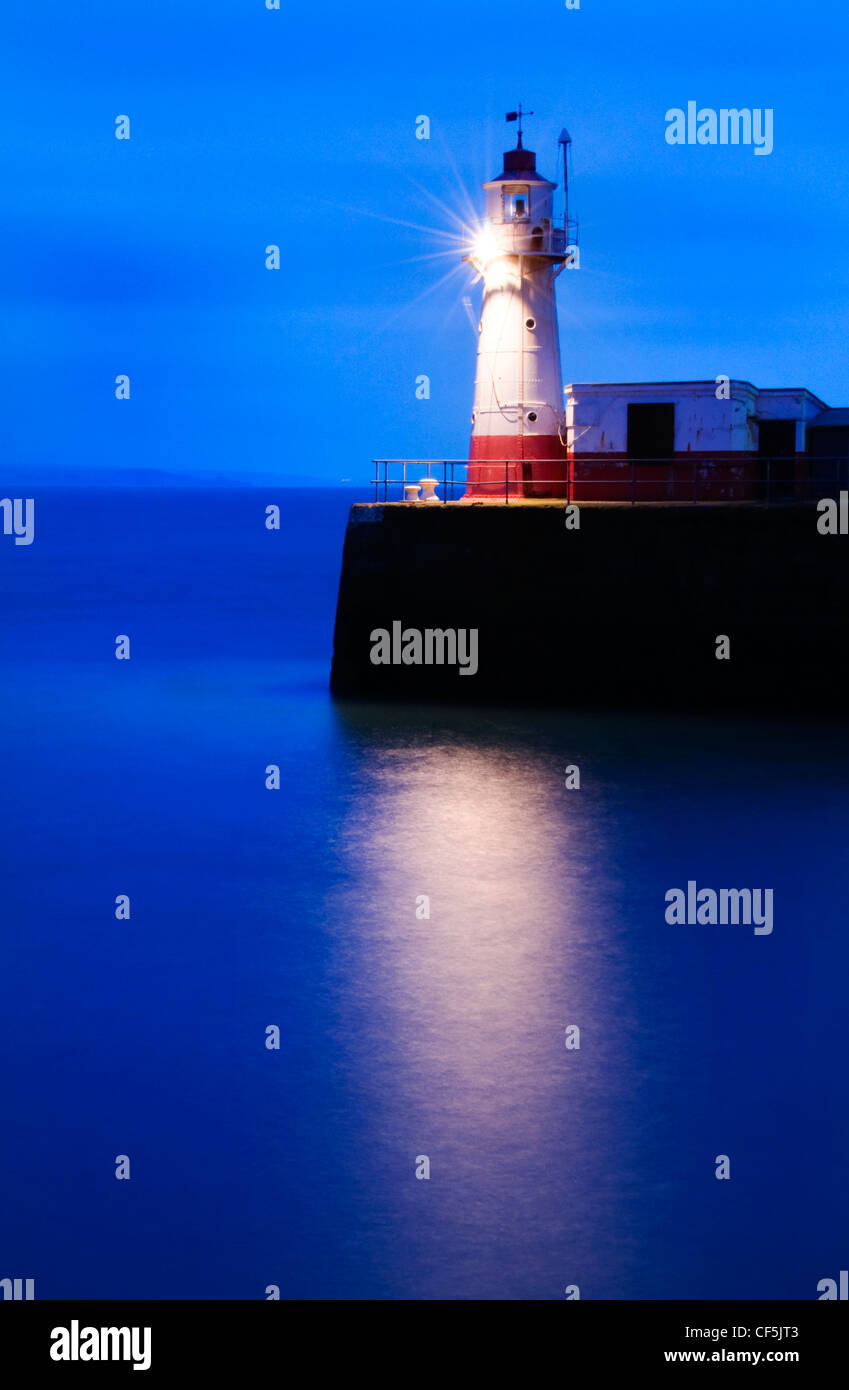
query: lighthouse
[{"left": 464, "top": 110, "right": 573, "bottom": 498}]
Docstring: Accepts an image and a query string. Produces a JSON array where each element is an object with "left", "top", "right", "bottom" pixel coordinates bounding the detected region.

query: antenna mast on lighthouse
[{"left": 558, "top": 128, "right": 572, "bottom": 236}]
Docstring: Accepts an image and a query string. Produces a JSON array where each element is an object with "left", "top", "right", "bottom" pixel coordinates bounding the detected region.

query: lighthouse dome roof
[
  {"left": 485, "top": 146, "right": 557, "bottom": 188},
  {"left": 503, "top": 146, "right": 538, "bottom": 173}
]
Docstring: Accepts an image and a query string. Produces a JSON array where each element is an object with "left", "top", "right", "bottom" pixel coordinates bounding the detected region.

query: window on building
[
  {"left": 627, "top": 403, "right": 675, "bottom": 459},
  {"left": 505, "top": 188, "right": 529, "bottom": 221}
]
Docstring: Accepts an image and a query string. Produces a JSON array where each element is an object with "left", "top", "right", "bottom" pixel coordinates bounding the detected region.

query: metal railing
[
  {"left": 370, "top": 458, "right": 849, "bottom": 505},
  {"left": 468, "top": 217, "right": 579, "bottom": 262},
  {"left": 495, "top": 223, "right": 576, "bottom": 257}
]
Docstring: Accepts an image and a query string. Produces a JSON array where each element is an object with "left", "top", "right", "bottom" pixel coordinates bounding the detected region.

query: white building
[{"left": 563, "top": 379, "right": 833, "bottom": 500}]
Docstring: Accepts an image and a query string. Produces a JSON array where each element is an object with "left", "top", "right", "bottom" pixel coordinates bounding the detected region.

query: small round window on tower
[
  {"left": 525, "top": 317, "right": 536, "bottom": 330},
  {"left": 527, "top": 411, "right": 538, "bottom": 423}
]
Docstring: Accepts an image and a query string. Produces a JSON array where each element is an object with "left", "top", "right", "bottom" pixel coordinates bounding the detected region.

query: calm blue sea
[{"left": 0, "top": 487, "right": 847, "bottom": 1301}]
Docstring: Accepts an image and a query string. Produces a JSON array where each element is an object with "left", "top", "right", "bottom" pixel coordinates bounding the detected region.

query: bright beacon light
[{"left": 468, "top": 219, "right": 497, "bottom": 274}]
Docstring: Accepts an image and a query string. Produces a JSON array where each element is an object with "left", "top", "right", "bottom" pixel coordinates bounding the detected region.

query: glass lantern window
[{"left": 505, "top": 188, "right": 530, "bottom": 221}]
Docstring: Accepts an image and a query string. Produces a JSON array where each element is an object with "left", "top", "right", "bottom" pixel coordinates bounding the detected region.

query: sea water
[{"left": 0, "top": 487, "right": 846, "bottom": 1299}]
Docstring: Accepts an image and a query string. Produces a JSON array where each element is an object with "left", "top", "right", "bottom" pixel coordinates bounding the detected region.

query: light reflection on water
[{"left": 315, "top": 703, "right": 849, "bottom": 1300}]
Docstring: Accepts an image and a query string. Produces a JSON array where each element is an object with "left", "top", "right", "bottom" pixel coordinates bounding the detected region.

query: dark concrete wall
[{"left": 330, "top": 502, "right": 849, "bottom": 712}]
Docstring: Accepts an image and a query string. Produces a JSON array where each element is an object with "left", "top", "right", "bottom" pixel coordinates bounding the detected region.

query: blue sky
[{"left": 3, "top": 0, "right": 849, "bottom": 483}]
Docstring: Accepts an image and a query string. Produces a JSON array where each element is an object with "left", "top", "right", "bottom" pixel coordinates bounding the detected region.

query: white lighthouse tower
[{"left": 464, "top": 110, "right": 573, "bottom": 498}]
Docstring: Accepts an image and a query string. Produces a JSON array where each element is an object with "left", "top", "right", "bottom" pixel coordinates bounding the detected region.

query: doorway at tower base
[{"left": 464, "top": 436, "right": 569, "bottom": 499}]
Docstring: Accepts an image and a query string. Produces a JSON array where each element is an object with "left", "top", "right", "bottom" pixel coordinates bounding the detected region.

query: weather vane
[{"left": 506, "top": 102, "right": 534, "bottom": 148}]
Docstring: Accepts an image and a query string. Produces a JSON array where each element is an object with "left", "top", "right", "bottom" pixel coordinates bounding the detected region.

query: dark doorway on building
[
  {"left": 807, "top": 425, "right": 849, "bottom": 492},
  {"left": 758, "top": 419, "right": 796, "bottom": 500},
  {"left": 627, "top": 403, "right": 675, "bottom": 459}
]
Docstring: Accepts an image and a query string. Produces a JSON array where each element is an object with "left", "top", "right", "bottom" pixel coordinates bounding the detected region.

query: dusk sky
[
  {"left": 4, "top": 0, "right": 849, "bottom": 482},
  {"left": 3, "top": 2, "right": 849, "bottom": 1325}
]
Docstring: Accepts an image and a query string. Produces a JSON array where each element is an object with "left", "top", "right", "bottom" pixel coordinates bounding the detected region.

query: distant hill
[{"left": 0, "top": 465, "right": 349, "bottom": 489}]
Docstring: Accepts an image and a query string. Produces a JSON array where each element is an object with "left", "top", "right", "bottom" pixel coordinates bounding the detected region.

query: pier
[{"left": 331, "top": 488, "right": 849, "bottom": 711}]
